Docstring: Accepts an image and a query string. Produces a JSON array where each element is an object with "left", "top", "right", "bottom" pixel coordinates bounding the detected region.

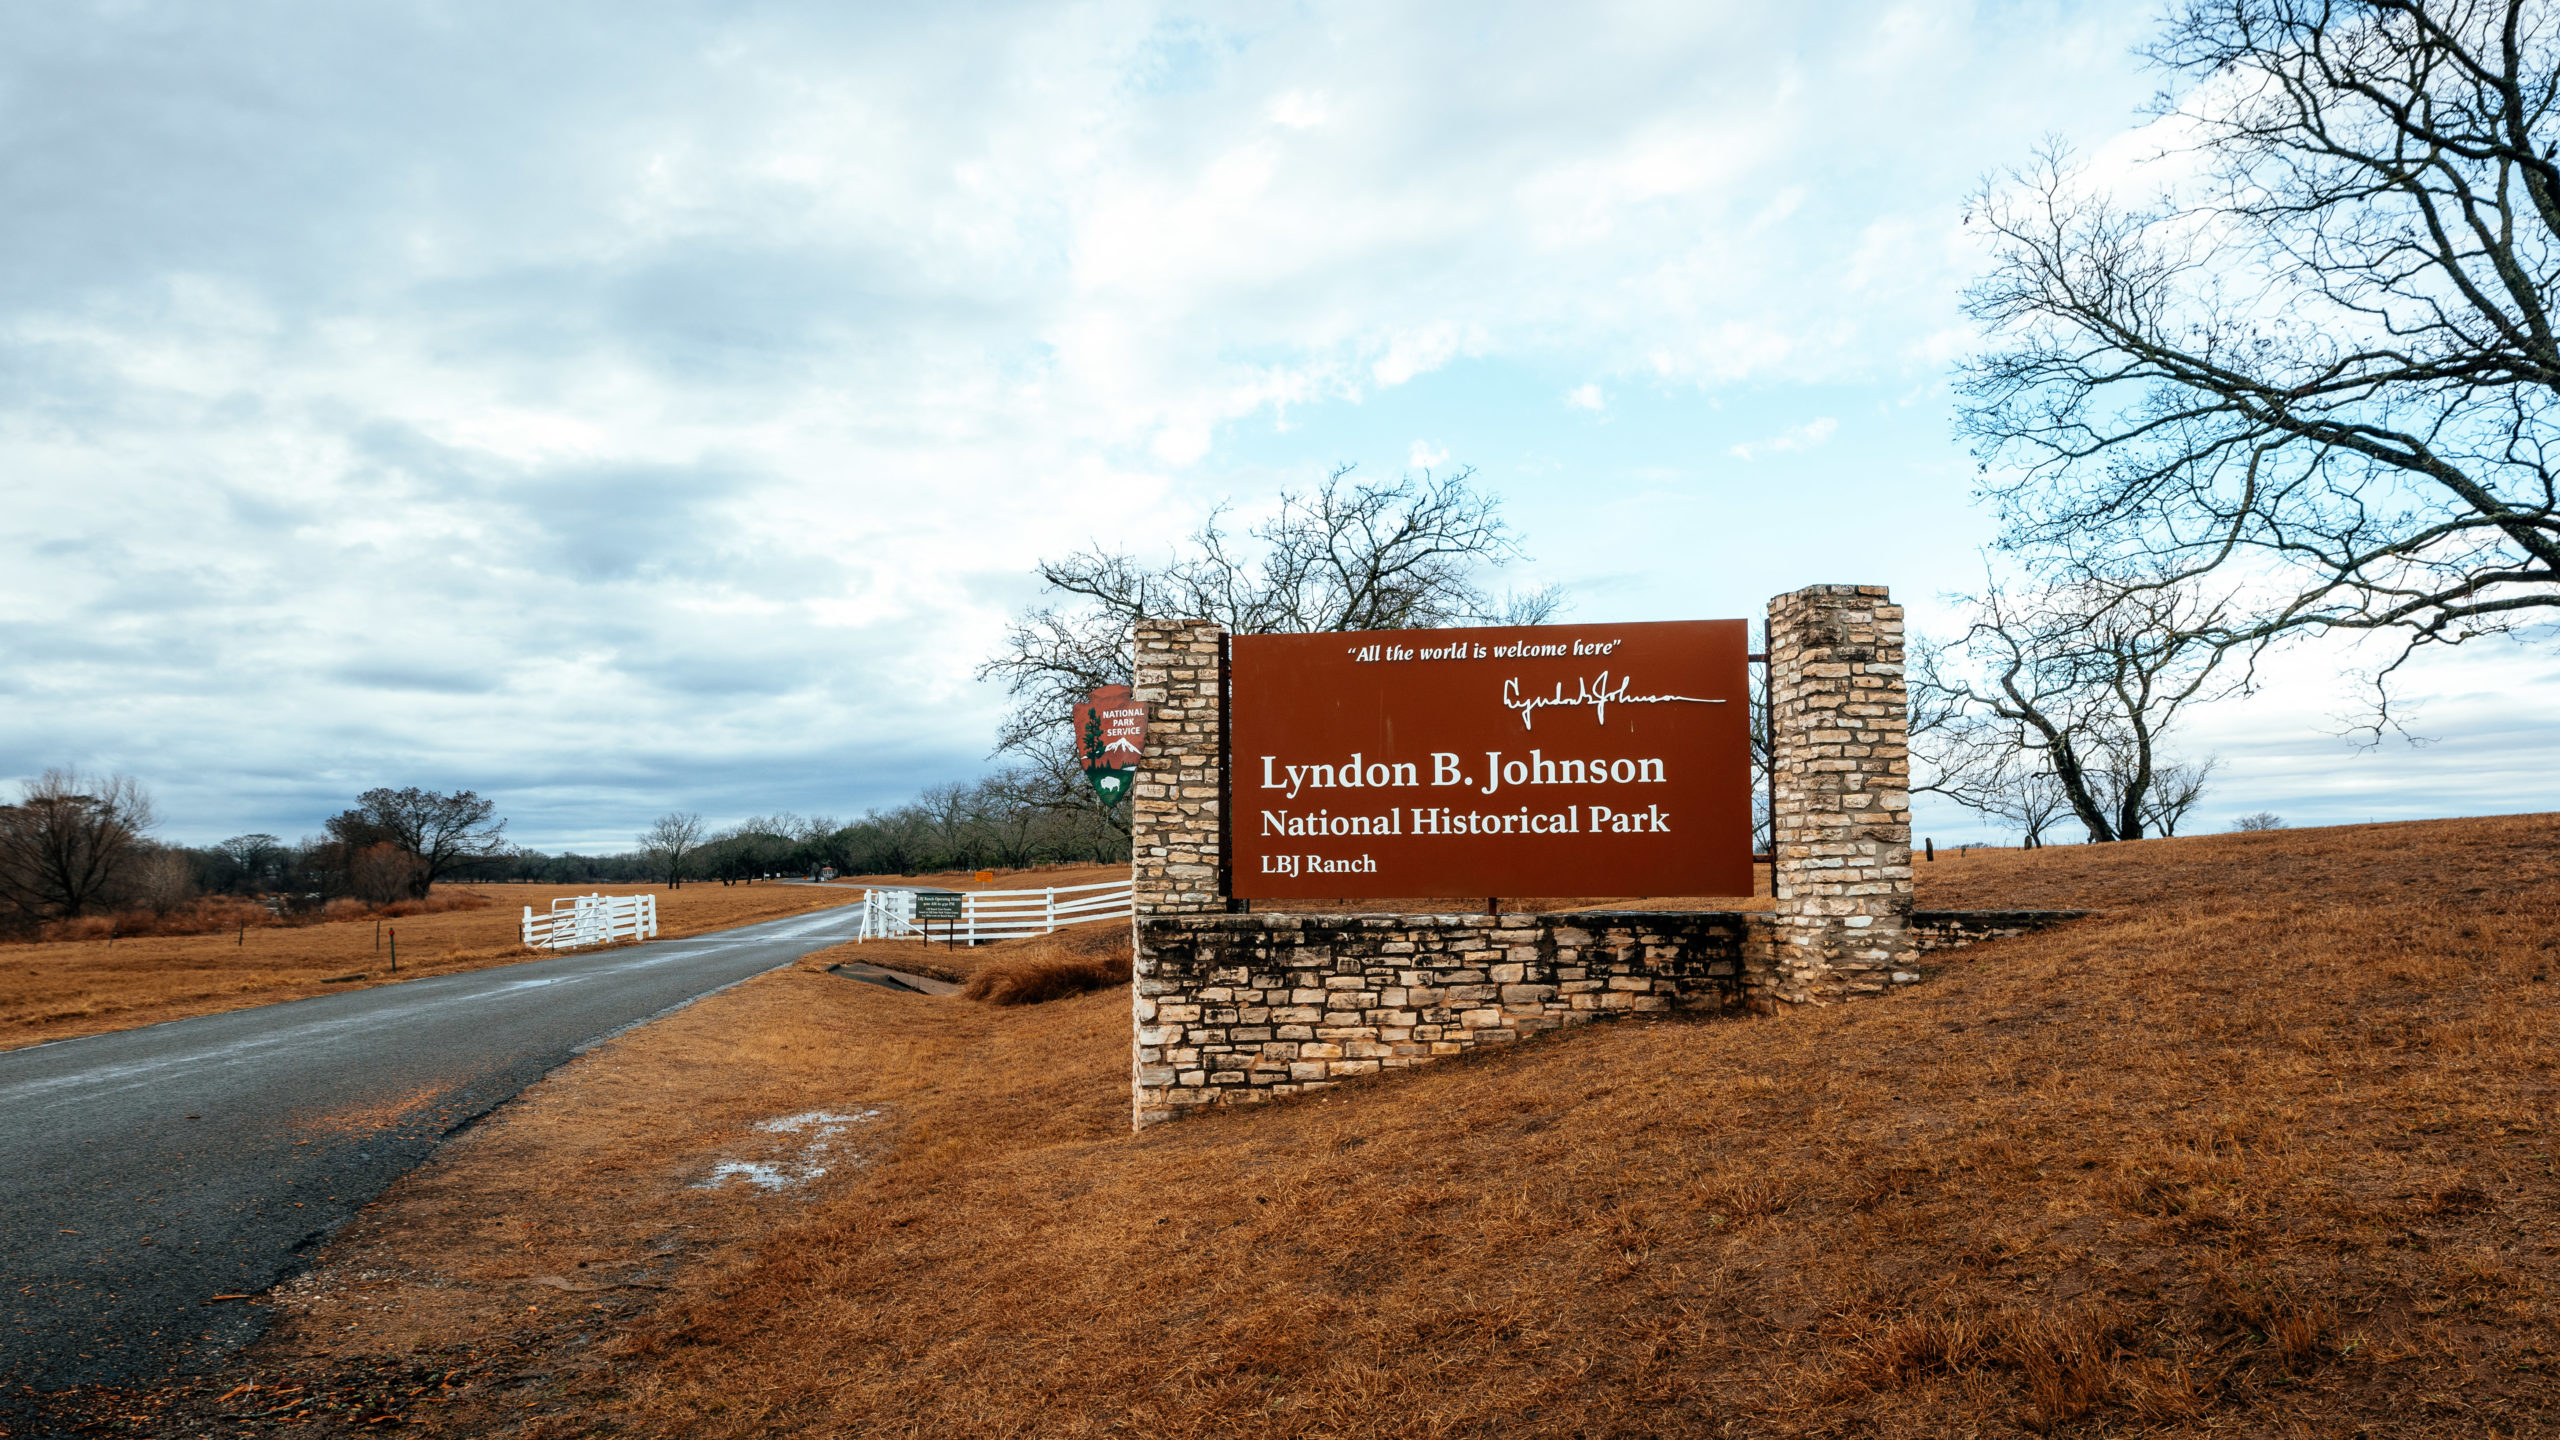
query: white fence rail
[
  {"left": 856, "top": 879, "right": 1132, "bottom": 945},
  {"left": 523, "top": 892, "right": 660, "bottom": 951}
]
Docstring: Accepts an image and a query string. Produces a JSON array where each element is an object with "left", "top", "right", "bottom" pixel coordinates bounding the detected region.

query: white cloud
[
  {"left": 1564, "top": 383, "right": 1605, "bottom": 411},
  {"left": 1268, "top": 90, "right": 1330, "bottom": 129},
  {"left": 1408, "top": 440, "right": 1450, "bottom": 470},
  {"left": 1727, "top": 416, "right": 1838, "bottom": 461}
]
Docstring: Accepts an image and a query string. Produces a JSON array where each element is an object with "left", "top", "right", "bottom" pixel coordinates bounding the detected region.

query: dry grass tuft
[
  {"left": 962, "top": 953, "right": 1127, "bottom": 1005},
  {"left": 960, "top": 923, "right": 1133, "bottom": 1005}
]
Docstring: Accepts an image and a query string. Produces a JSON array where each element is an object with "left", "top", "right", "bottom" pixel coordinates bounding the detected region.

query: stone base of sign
[
  {"left": 1133, "top": 909, "right": 1753, "bottom": 1128},
  {"left": 1129, "top": 906, "right": 2085, "bottom": 1127}
]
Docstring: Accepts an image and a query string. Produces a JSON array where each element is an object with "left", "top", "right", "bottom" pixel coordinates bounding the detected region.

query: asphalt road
[{"left": 0, "top": 896, "right": 882, "bottom": 1416}]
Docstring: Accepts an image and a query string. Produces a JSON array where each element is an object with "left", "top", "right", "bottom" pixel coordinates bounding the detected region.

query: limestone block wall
[
  {"left": 1130, "top": 619, "right": 1228, "bottom": 916},
  {"left": 1133, "top": 910, "right": 1752, "bottom": 1127},
  {"left": 1766, "top": 585, "right": 1916, "bottom": 1002}
]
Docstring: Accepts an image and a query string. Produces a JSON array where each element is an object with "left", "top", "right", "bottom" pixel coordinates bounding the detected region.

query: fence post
[{"left": 1046, "top": 887, "right": 1057, "bottom": 934}]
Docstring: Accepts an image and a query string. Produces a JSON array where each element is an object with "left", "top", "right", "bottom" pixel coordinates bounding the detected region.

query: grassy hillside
[{"left": 74, "top": 814, "right": 2560, "bottom": 1437}]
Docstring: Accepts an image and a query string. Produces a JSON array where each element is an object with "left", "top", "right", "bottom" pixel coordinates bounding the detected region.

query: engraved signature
[{"left": 1501, "top": 673, "right": 1725, "bottom": 731}]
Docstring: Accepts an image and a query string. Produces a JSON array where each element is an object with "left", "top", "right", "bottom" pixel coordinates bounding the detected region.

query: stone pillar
[
  {"left": 1765, "top": 585, "right": 1914, "bottom": 1002},
  {"left": 1131, "top": 619, "right": 1228, "bottom": 1129},
  {"left": 1130, "top": 618, "right": 1229, "bottom": 915}
]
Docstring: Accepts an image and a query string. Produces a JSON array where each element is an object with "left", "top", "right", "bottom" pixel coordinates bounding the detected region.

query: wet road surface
[{"left": 0, "top": 897, "right": 880, "bottom": 1419}]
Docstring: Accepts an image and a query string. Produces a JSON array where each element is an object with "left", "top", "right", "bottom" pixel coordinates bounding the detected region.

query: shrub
[
  {"left": 962, "top": 954, "right": 1127, "bottom": 1005},
  {"left": 13, "top": 887, "right": 498, "bottom": 944},
  {"left": 962, "top": 924, "right": 1132, "bottom": 1005},
  {"left": 48, "top": 895, "right": 279, "bottom": 942}
]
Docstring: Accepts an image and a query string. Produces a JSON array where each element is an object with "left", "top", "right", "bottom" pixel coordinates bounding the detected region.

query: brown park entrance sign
[
  {"left": 1074, "top": 685, "right": 1149, "bottom": 806},
  {"left": 1231, "top": 619, "right": 1754, "bottom": 900}
]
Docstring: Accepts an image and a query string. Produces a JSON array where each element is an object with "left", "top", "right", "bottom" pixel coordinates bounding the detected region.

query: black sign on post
[{"left": 912, "top": 890, "right": 964, "bottom": 949}]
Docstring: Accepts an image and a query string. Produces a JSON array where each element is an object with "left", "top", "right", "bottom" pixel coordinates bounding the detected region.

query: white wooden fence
[
  {"left": 523, "top": 892, "right": 660, "bottom": 951},
  {"left": 856, "top": 879, "right": 1132, "bottom": 945}
]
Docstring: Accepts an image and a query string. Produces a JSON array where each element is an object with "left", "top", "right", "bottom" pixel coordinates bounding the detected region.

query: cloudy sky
[{"left": 4, "top": 0, "right": 2554, "bottom": 852}]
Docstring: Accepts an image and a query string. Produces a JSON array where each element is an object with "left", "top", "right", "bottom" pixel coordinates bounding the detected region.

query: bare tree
[
  {"left": 2140, "top": 756, "right": 2222, "bottom": 837},
  {"left": 979, "top": 465, "right": 1565, "bottom": 762},
  {"left": 129, "top": 847, "right": 197, "bottom": 915},
  {"left": 638, "top": 812, "right": 705, "bottom": 889},
  {"left": 1913, "top": 576, "right": 2236, "bottom": 841},
  {"left": 2003, "top": 767, "right": 2076, "bottom": 847},
  {"left": 212, "top": 833, "right": 288, "bottom": 894},
  {"left": 0, "top": 769, "right": 157, "bottom": 922},
  {"left": 916, "top": 783, "right": 989, "bottom": 872},
  {"left": 326, "top": 788, "right": 509, "bottom": 897},
  {"left": 2235, "top": 810, "right": 2288, "bottom": 831},
  {"left": 347, "top": 842, "right": 427, "bottom": 905},
  {"left": 1963, "top": 1, "right": 2560, "bottom": 719},
  {"left": 970, "top": 772, "right": 1049, "bottom": 869},
  {"left": 1921, "top": 735, "right": 2077, "bottom": 848}
]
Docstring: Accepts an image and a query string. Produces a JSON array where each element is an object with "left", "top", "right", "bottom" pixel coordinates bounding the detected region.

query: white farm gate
[
  {"left": 856, "top": 879, "right": 1132, "bottom": 945},
  {"left": 523, "top": 892, "right": 660, "bottom": 951}
]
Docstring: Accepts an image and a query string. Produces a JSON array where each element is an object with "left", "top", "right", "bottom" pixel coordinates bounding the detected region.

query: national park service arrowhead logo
[{"left": 1073, "top": 685, "right": 1147, "bottom": 806}]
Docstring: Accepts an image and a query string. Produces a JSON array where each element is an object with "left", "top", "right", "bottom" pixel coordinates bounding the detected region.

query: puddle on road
[{"left": 692, "top": 1109, "right": 885, "bottom": 1193}]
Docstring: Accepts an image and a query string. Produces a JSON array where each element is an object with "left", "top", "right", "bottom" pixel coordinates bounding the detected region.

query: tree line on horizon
[{"left": 0, "top": 769, "right": 1132, "bottom": 937}]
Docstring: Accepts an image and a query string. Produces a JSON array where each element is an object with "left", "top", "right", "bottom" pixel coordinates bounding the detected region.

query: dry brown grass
[
  {"left": 55, "top": 813, "right": 2560, "bottom": 1438},
  {"left": 27, "top": 888, "right": 501, "bottom": 946},
  {"left": 960, "top": 924, "right": 1134, "bottom": 1005},
  {"left": 0, "top": 881, "right": 870, "bottom": 1051}
]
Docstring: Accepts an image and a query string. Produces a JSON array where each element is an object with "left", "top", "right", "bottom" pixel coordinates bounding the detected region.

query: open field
[
  {"left": 0, "top": 864, "right": 1131, "bottom": 1053},
  {"left": 0, "top": 882, "right": 860, "bottom": 1052},
  {"left": 43, "top": 813, "right": 2560, "bottom": 1437}
]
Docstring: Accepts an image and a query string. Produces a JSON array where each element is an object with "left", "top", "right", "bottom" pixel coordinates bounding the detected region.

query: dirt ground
[{"left": 33, "top": 815, "right": 2560, "bottom": 1438}]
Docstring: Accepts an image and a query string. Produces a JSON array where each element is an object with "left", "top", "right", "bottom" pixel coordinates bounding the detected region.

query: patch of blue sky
[{"left": 1200, "top": 353, "right": 1998, "bottom": 628}]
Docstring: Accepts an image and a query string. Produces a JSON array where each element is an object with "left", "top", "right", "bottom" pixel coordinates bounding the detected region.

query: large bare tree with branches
[
  {"left": 325, "top": 787, "right": 510, "bottom": 897},
  {"left": 0, "top": 769, "right": 156, "bottom": 923},
  {"left": 638, "top": 812, "right": 705, "bottom": 889},
  {"left": 1913, "top": 578, "right": 2237, "bottom": 842},
  {"left": 978, "top": 465, "right": 1564, "bottom": 767},
  {"left": 1963, "top": 0, "right": 2560, "bottom": 714}
]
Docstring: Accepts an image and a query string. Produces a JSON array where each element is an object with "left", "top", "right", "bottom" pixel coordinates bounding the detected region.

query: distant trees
[
  {"left": 0, "top": 766, "right": 1128, "bottom": 932},
  {"left": 2235, "top": 812, "right": 2287, "bottom": 833},
  {"left": 322, "top": 788, "right": 509, "bottom": 897},
  {"left": 0, "top": 769, "right": 159, "bottom": 926},
  {"left": 204, "top": 833, "right": 288, "bottom": 894},
  {"left": 696, "top": 817, "right": 803, "bottom": 885},
  {"left": 638, "top": 812, "right": 705, "bottom": 889}
]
